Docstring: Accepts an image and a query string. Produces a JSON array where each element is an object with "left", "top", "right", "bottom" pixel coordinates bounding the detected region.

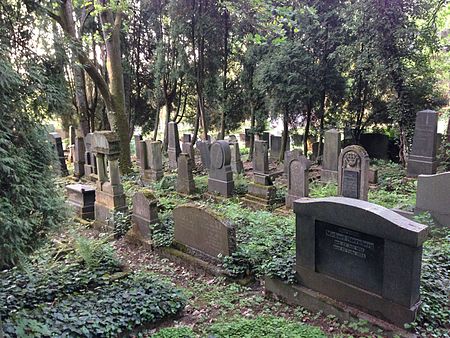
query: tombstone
[
  {"left": 66, "top": 184, "right": 95, "bottom": 219},
  {"left": 243, "top": 140, "right": 277, "bottom": 209},
  {"left": 173, "top": 204, "right": 236, "bottom": 260},
  {"left": 227, "top": 135, "right": 237, "bottom": 142},
  {"left": 131, "top": 190, "right": 159, "bottom": 240},
  {"left": 167, "top": 122, "right": 181, "bottom": 170},
  {"left": 93, "top": 131, "right": 127, "bottom": 229},
  {"left": 407, "top": 110, "right": 438, "bottom": 177},
  {"left": 321, "top": 129, "right": 341, "bottom": 182},
  {"left": 182, "top": 142, "right": 195, "bottom": 162},
  {"left": 143, "top": 140, "right": 164, "bottom": 182},
  {"left": 270, "top": 135, "right": 290, "bottom": 161},
  {"left": 286, "top": 155, "right": 311, "bottom": 209},
  {"left": 284, "top": 149, "right": 303, "bottom": 175},
  {"left": 338, "top": 145, "right": 370, "bottom": 201},
  {"left": 68, "top": 125, "right": 76, "bottom": 162},
  {"left": 208, "top": 141, "right": 234, "bottom": 197},
  {"left": 182, "top": 133, "right": 192, "bottom": 143},
  {"left": 177, "top": 153, "right": 196, "bottom": 194},
  {"left": 48, "top": 132, "right": 69, "bottom": 176},
  {"left": 230, "top": 141, "right": 244, "bottom": 174},
  {"left": 416, "top": 172, "right": 450, "bottom": 227},
  {"left": 288, "top": 197, "right": 428, "bottom": 326},
  {"left": 368, "top": 168, "right": 378, "bottom": 184},
  {"left": 134, "top": 134, "right": 143, "bottom": 166},
  {"left": 359, "top": 133, "right": 389, "bottom": 160},
  {"left": 83, "top": 133, "right": 97, "bottom": 181},
  {"left": 73, "top": 136, "right": 85, "bottom": 178},
  {"left": 244, "top": 129, "right": 251, "bottom": 148},
  {"left": 197, "top": 139, "right": 211, "bottom": 170}
]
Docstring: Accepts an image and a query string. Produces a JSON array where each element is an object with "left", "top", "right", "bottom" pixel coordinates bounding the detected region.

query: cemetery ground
[{"left": 1, "top": 157, "right": 449, "bottom": 338}]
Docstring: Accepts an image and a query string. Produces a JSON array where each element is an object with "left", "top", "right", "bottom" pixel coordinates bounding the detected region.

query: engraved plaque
[
  {"left": 315, "top": 221, "right": 384, "bottom": 294},
  {"left": 342, "top": 170, "right": 359, "bottom": 199}
]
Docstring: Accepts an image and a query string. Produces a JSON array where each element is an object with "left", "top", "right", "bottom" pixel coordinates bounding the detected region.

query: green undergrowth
[{"left": 0, "top": 235, "right": 186, "bottom": 337}]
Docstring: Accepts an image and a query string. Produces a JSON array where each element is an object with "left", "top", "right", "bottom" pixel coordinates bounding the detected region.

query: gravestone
[
  {"left": 284, "top": 149, "right": 303, "bottom": 175},
  {"left": 243, "top": 140, "right": 277, "bottom": 209},
  {"left": 286, "top": 154, "right": 311, "bottom": 209},
  {"left": 134, "top": 134, "right": 143, "bottom": 166},
  {"left": 173, "top": 204, "right": 236, "bottom": 260},
  {"left": 66, "top": 184, "right": 95, "bottom": 219},
  {"left": 208, "top": 141, "right": 234, "bottom": 197},
  {"left": 338, "top": 145, "right": 369, "bottom": 201},
  {"left": 68, "top": 125, "right": 76, "bottom": 162},
  {"left": 84, "top": 133, "right": 97, "bottom": 181},
  {"left": 182, "top": 142, "right": 195, "bottom": 162},
  {"left": 131, "top": 190, "right": 158, "bottom": 241},
  {"left": 289, "top": 197, "right": 428, "bottom": 326},
  {"left": 144, "top": 140, "right": 164, "bottom": 182},
  {"left": 244, "top": 129, "right": 251, "bottom": 148},
  {"left": 177, "top": 153, "right": 196, "bottom": 194},
  {"left": 48, "top": 132, "right": 69, "bottom": 176},
  {"left": 73, "top": 136, "right": 85, "bottom": 178},
  {"left": 227, "top": 135, "right": 237, "bottom": 142},
  {"left": 167, "top": 122, "right": 181, "bottom": 170},
  {"left": 407, "top": 110, "right": 438, "bottom": 177},
  {"left": 197, "top": 139, "right": 211, "bottom": 170},
  {"left": 359, "top": 133, "right": 389, "bottom": 160},
  {"left": 182, "top": 133, "right": 192, "bottom": 143},
  {"left": 230, "top": 141, "right": 244, "bottom": 174},
  {"left": 270, "top": 135, "right": 290, "bottom": 161},
  {"left": 93, "top": 131, "right": 127, "bottom": 229},
  {"left": 321, "top": 129, "right": 341, "bottom": 182},
  {"left": 416, "top": 172, "right": 450, "bottom": 227},
  {"left": 311, "top": 142, "right": 323, "bottom": 162}
]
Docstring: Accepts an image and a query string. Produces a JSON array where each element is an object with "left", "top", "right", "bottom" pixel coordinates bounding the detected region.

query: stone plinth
[{"left": 66, "top": 184, "right": 95, "bottom": 219}]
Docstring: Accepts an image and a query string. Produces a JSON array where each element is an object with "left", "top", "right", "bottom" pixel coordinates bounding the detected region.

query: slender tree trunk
[
  {"left": 153, "top": 99, "right": 161, "bottom": 141},
  {"left": 192, "top": 102, "right": 200, "bottom": 145},
  {"left": 304, "top": 102, "right": 312, "bottom": 156},
  {"left": 248, "top": 103, "right": 256, "bottom": 161},
  {"left": 219, "top": 10, "right": 229, "bottom": 140},
  {"left": 279, "top": 108, "right": 289, "bottom": 162},
  {"left": 318, "top": 90, "right": 326, "bottom": 156}
]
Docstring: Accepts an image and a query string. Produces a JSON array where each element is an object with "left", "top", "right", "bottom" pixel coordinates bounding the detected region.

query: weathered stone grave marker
[
  {"left": 145, "top": 140, "right": 164, "bottom": 182},
  {"left": 208, "top": 140, "right": 234, "bottom": 197},
  {"left": 338, "top": 145, "right": 369, "bottom": 200},
  {"left": 48, "top": 132, "right": 69, "bottom": 176},
  {"left": 197, "top": 139, "right": 211, "bottom": 170},
  {"left": 181, "top": 142, "right": 195, "bottom": 162},
  {"left": 270, "top": 134, "right": 290, "bottom": 161},
  {"left": 168, "top": 122, "right": 181, "bottom": 170},
  {"left": 177, "top": 153, "right": 196, "bottom": 194},
  {"left": 66, "top": 184, "right": 95, "bottom": 219},
  {"left": 285, "top": 153, "right": 311, "bottom": 209},
  {"left": 131, "top": 190, "right": 158, "bottom": 242},
  {"left": 84, "top": 133, "right": 97, "bottom": 181},
  {"left": 321, "top": 129, "right": 341, "bottom": 182},
  {"left": 73, "top": 136, "right": 85, "bottom": 178},
  {"left": 230, "top": 141, "right": 244, "bottom": 174}
]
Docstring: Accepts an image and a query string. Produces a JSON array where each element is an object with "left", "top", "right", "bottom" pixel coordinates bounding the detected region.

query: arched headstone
[
  {"left": 208, "top": 140, "right": 234, "bottom": 197},
  {"left": 338, "top": 145, "right": 369, "bottom": 201}
]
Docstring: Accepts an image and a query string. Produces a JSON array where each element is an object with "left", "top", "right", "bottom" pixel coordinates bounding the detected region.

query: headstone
[
  {"left": 243, "top": 140, "right": 277, "bottom": 209},
  {"left": 369, "top": 168, "right": 378, "bottom": 184},
  {"left": 321, "top": 129, "right": 341, "bottom": 182},
  {"left": 48, "top": 132, "right": 69, "bottom": 176},
  {"left": 68, "top": 125, "right": 76, "bottom": 163},
  {"left": 338, "top": 145, "right": 369, "bottom": 201},
  {"left": 208, "top": 141, "right": 234, "bottom": 197},
  {"left": 93, "top": 131, "right": 127, "bottom": 229},
  {"left": 167, "top": 122, "right": 181, "bottom": 170},
  {"left": 286, "top": 154, "right": 311, "bottom": 209},
  {"left": 73, "top": 136, "right": 85, "bottom": 178},
  {"left": 83, "top": 133, "right": 97, "bottom": 181},
  {"left": 134, "top": 134, "right": 143, "bottom": 166},
  {"left": 177, "top": 153, "right": 196, "bottom": 194},
  {"left": 227, "top": 135, "right": 237, "bottom": 142},
  {"left": 182, "top": 142, "right": 195, "bottom": 162},
  {"left": 182, "top": 133, "right": 192, "bottom": 143},
  {"left": 407, "top": 110, "right": 438, "bottom": 177},
  {"left": 230, "top": 141, "right": 244, "bottom": 174},
  {"left": 270, "top": 135, "right": 290, "bottom": 161},
  {"left": 131, "top": 190, "right": 158, "bottom": 240},
  {"left": 197, "top": 140, "right": 211, "bottom": 170},
  {"left": 293, "top": 197, "right": 428, "bottom": 326},
  {"left": 144, "top": 140, "right": 164, "bottom": 182},
  {"left": 284, "top": 149, "right": 303, "bottom": 175},
  {"left": 173, "top": 204, "right": 236, "bottom": 260},
  {"left": 416, "top": 172, "right": 450, "bottom": 227},
  {"left": 66, "top": 184, "right": 95, "bottom": 219},
  {"left": 359, "top": 133, "right": 389, "bottom": 160}
]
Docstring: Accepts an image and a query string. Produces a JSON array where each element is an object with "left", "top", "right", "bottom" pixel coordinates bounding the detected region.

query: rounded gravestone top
[{"left": 211, "top": 142, "right": 224, "bottom": 169}]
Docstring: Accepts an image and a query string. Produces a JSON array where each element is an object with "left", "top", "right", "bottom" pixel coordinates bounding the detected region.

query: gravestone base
[
  {"left": 66, "top": 184, "right": 95, "bottom": 220},
  {"left": 142, "top": 169, "right": 164, "bottom": 183},
  {"left": 321, "top": 169, "right": 338, "bottom": 182},
  {"left": 407, "top": 157, "right": 438, "bottom": 177},
  {"left": 265, "top": 277, "right": 415, "bottom": 337},
  {"left": 94, "top": 185, "right": 127, "bottom": 229},
  {"left": 242, "top": 183, "right": 277, "bottom": 210},
  {"left": 207, "top": 177, "right": 234, "bottom": 197}
]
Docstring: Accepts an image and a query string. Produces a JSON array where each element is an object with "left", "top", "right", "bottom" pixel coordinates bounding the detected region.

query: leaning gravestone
[
  {"left": 407, "top": 110, "right": 438, "bottom": 177},
  {"left": 173, "top": 204, "right": 236, "bottom": 260},
  {"left": 230, "top": 141, "right": 244, "bottom": 174},
  {"left": 73, "top": 136, "right": 85, "bottom": 178},
  {"left": 197, "top": 139, "right": 211, "bottom": 170},
  {"left": 266, "top": 197, "right": 428, "bottom": 326},
  {"left": 208, "top": 141, "right": 234, "bottom": 197},
  {"left": 286, "top": 154, "right": 311, "bottom": 209},
  {"left": 48, "top": 132, "right": 69, "bottom": 176},
  {"left": 66, "top": 184, "right": 95, "bottom": 219},
  {"left": 131, "top": 190, "right": 159, "bottom": 242},
  {"left": 84, "top": 133, "right": 97, "bottom": 180},
  {"left": 338, "top": 145, "right": 369, "bottom": 201},
  {"left": 168, "top": 122, "right": 181, "bottom": 170},
  {"left": 177, "top": 153, "right": 196, "bottom": 194},
  {"left": 93, "top": 131, "right": 127, "bottom": 229},
  {"left": 416, "top": 172, "right": 450, "bottom": 227},
  {"left": 321, "top": 129, "right": 341, "bottom": 182}
]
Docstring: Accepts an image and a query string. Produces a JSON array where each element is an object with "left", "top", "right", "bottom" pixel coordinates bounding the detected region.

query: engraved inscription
[
  {"left": 342, "top": 170, "right": 359, "bottom": 199},
  {"left": 325, "top": 229, "right": 374, "bottom": 259}
]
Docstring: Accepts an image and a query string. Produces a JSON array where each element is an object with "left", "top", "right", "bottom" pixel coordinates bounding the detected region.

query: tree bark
[{"left": 279, "top": 108, "right": 289, "bottom": 162}]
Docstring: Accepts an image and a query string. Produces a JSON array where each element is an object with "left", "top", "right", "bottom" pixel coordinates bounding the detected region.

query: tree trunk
[
  {"left": 219, "top": 10, "right": 229, "bottom": 140},
  {"left": 248, "top": 103, "right": 256, "bottom": 161},
  {"left": 304, "top": 102, "right": 312, "bottom": 156},
  {"left": 279, "top": 108, "right": 289, "bottom": 162}
]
